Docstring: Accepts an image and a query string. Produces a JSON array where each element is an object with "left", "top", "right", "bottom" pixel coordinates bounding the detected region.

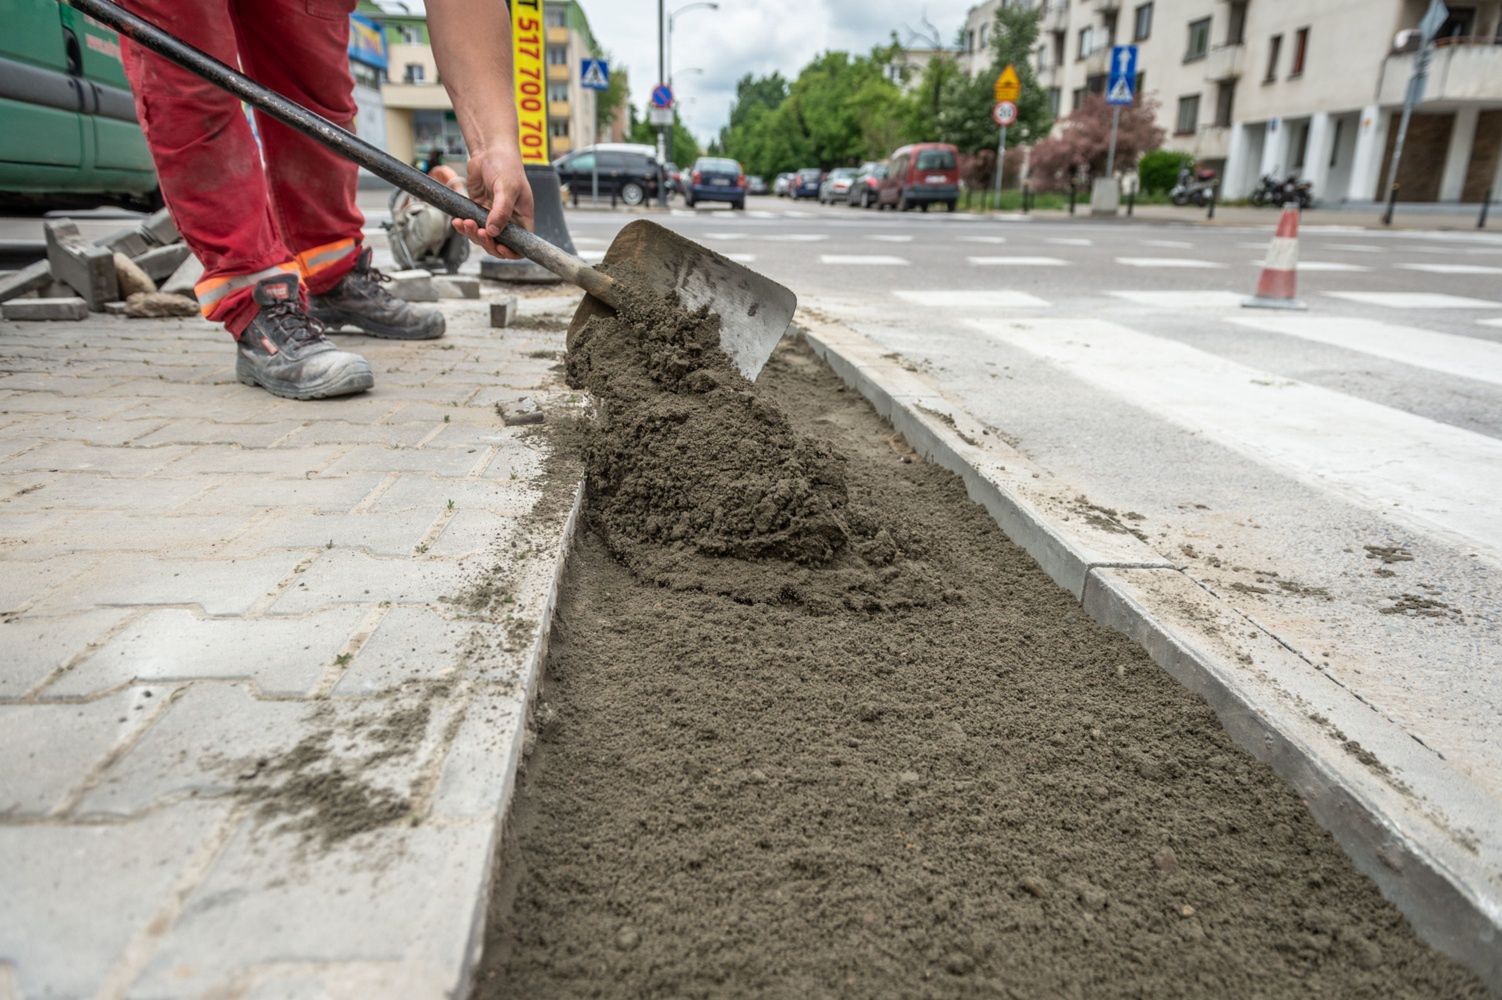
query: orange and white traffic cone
[{"left": 1243, "top": 205, "right": 1307, "bottom": 310}]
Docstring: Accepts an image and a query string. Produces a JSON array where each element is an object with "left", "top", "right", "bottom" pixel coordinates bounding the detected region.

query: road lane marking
[
  {"left": 1328, "top": 243, "right": 1385, "bottom": 253},
  {"left": 958, "top": 236, "right": 1009, "bottom": 244},
  {"left": 1046, "top": 237, "right": 1093, "bottom": 246},
  {"left": 1116, "top": 257, "right": 1225, "bottom": 268},
  {"left": 820, "top": 254, "right": 908, "bottom": 265},
  {"left": 966, "top": 256, "right": 1066, "bottom": 266},
  {"left": 1325, "top": 292, "right": 1501, "bottom": 308},
  {"left": 762, "top": 233, "right": 827, "bottom": 242},
  {"left": 1142, "top": 239, "right": 1194, "bottom": 248},
  {"left": 705, "top": 232, "right": 746, "bottom": 240},
  {"left": 1109, "top": 291, "right": 1246, "bottom": 307},
  {"left": 894, "top": 290, "right": 1050, "bottom": 308},
  {"left": 868, "top": 234, "right": 914, "bottom": 242},
  {"left": 1477, "top": 318, "right": 1502, "bottom": 328},
  {"left": 1246, "top": 260, "right": 1371, "bottom": 272},
  {"left": 967, "top": 316, "right": 1502, "bottom": 560},
  {"left": 1231, "top": 315, "right": 1502, "bottom": 386},
  {"left": 579, "top": 250, "right": 606, "bottom": 262},
  {"left": 724, "top": 253, "right": 757, "bottom": 263},
  {"left": 1396, "top": 263, "right": 1502, "bottom": 275}
]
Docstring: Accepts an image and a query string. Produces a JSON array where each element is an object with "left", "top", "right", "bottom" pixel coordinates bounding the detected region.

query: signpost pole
[
  {"left": 657, "top": 0, "right": 668, "bottom": 206},
  {"left": 1105, "top": 104, "right": 1121, "bottom": 178},
  {"left": 1383, "top": 0, "right": 1447, "bottom": 226},
  {"left": 993, "top": 126, "right": 1008, "bottom": 207}
]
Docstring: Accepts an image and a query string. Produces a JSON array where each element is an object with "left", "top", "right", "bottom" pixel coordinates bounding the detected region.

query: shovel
[{"left": 69, "top": 0, "right": 796, "bottom": 381}]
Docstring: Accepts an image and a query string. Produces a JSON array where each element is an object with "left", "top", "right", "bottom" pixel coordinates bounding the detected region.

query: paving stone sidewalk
[{"left": 0, "top": 289, "right": 584, "bottom": 997}]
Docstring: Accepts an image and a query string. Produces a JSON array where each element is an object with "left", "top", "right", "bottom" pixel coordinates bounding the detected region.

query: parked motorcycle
[
  {"left": 1250, "top": 173, "right": 1313, "bottom": 209},
  {"left": 1170, "top": 165, "right": 1218, "bottom": 207}
]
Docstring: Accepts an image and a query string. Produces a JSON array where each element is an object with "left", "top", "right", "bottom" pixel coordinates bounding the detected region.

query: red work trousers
[{"left": 119, "top": 0, "right": 364, "bottom": 336}]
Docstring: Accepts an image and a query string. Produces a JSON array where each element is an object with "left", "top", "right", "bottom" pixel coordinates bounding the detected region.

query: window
[
  {"left": 966, "top": 29, "right": 975, "bottom": 53},
  {"left": 545, "top": 8, "right": 566, "bottom": 27},
  {"left": 1290, "top": 27, "right": 1309, "bottom": 76},
  {"left": 547, "top": 46, "right": 567, "bottom": 65},
  {"left": 1133, "top": 3, "right": 1153, "bottom": 41},
  {"left": 1175, "top": 94, "right": 1200, "bottom": 135},
  {"left": 403, "top": 63, "right": 425, "bottom": 84},
  {"left": 1214, "top": 81, "right": 1235, "bottom": 126},
  {"left": 1135, "top": 71, "right": 1147, "bottom": 96},
  {"left": 549, "top": 119, "right": 569, "bottom": 138},
  {"left": 1047, "top": 86, "right": 1062, "bottom": 116},
  {"left": 1071, "top": 86, "right": 1086, "bottom": 111},
  {"left": 979, "top": 24, "right": 988, "bottom": 47},
  {"left": 1078, "top": 26, "right": 1093, "bottom": 59},
  {"left": 1226, "top": 2, "right": 1247, "bottom": 44},
  {"left": 1264, "top": 34, "right": 1282, "bottom": 81},
  {"left": 1185, "top": 17, "right": 1211, "bottom": 61},
  {"left": 916, "top": 149, "right": 956, "bottom": 170},
  {"left": 567, "top": 152, "right": 595, "bottom": 172},
  {"left": 1329, "top": 119, "right": 1344, "bottom": 167},
  {"left": 548, "top": 84, "right": 569, "bottom": 102}
]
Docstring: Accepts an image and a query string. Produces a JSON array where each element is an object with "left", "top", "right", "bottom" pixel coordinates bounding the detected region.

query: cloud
[{"left": 583, "top": 0, "right": 976, "bottom": 143}]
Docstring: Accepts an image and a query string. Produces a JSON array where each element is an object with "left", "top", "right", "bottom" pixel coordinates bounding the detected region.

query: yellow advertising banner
[
  {"left": 511, "top": 0, "right": 548, "bottom": 165},
  {"left": 993, "top": 64, "right": 1021, "bottom": 103}
]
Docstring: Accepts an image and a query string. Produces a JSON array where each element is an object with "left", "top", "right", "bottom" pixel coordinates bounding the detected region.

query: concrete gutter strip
[{"left": 797, "top": 313, "right": 1502, "bottom": 991}]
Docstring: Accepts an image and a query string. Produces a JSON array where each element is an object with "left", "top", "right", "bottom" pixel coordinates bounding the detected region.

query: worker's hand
[{"left": 455, "top": 146, "right": 533, "bottom": 259}]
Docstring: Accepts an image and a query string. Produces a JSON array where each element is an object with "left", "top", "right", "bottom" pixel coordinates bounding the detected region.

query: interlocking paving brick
[
  {"left": 155, "top": 445, "right": 349, "bottom": 476},
  {"left": 193, "top": 472, "right": 386, "bottom": 512},
  {"left": 0, "top": 686, "right": 171, "bottom": 814},
  {"left": 318, "top": 444, "right": 487, "bottom": 478},
  {"left": 47, "top": 608, "right": 367, "bottom": 699},
  {"left": 279, "top": 420, "right": 439, "bottom": 448},
  {"left": 0, "top": 473, "right": 211, "bottom": 514},
  {"left": 421, "top": 507, "right": 518, "bottom": 559},
  {"left": 32, "top": 553, "right": 305, "bottom": 616},
  {"left": 332, "top": 607, "right": 473, "bottom": 695},
  {"left": 268, "top": 550, "right": 481, "bottom": 614},
  {"left": 0, "top": 802, "right": 234, "bottom": 1000},
  {"left": 367, "top": 474, "right": 539, "bottom": 516},
  {"left": 3, "top": 440, "right": 194, "bottom": 476},
  {"left": 0, "top": 609, "right": 132, "bottom": 697},
  {"left": 3, "top": 512, "right": 250, "bottom": 561},
  {"left": 0, "top": 555, "right": 100, "bottom": 615},
  {"left": 129, "top": 418, "right": 307, "bottom": 448},
  {"left": 1, "top": 297, "right": 90, "bottom": 322},
  {"left": 223, "top": 510, "right": 437, "bottom": 559}
]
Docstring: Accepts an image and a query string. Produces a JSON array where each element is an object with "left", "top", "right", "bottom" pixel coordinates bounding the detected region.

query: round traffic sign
[
  {"left": 651, "top": 83, "right": 674, "bottom": 109},
  {"left": 992, "top": 101, "right": 1018, "bottom": 127}
]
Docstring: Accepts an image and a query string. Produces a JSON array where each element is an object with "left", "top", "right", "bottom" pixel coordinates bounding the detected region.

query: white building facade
[{"left": 959, "top": 0, "right": 1502, "bottom": 203}]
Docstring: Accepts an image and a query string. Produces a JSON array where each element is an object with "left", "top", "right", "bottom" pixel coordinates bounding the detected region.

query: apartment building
[
  {"left": 362, "top": 0, "right": 610, "bottom": 163},
  {"left": 958, "top": 0, "right": 1502, "bottom": 203}
]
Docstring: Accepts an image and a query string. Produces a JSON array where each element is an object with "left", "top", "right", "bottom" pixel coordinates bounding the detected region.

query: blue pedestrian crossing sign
[
  {"left": 580, "top": 58, "right": 609, "bottom": 91},
  {"left": 1107, "top": 44, "right": 1138, "bottom": 105}
]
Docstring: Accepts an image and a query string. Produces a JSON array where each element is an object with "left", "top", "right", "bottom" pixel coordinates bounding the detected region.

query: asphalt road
[{"left": 565, "top": 195, "right": 1502, "bottom": 815}]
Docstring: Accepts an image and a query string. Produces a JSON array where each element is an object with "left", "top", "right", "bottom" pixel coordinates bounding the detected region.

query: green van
[{"left": 0, "top": 0, "right": 158, "bottom": 207}]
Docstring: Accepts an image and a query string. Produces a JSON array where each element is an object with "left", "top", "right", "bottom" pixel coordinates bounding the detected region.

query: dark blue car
[
  {"left": 684, "top": 156, "right": 746, "bottom": 209},
  {"left": 790, "top": 167, "right": 823, "bottom": 200}
]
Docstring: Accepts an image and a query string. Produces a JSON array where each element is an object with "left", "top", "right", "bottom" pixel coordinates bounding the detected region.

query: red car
[{"left": 877, "top": 142, "right": 960, "bottom": 212}]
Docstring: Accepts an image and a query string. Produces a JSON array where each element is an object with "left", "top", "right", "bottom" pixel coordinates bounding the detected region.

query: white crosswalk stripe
[
  {"left": 868, "top": 234, "right": 914, "bottom": 242},
  {"left": 579, "top": 249, "right": 606, "bottom": 262},
  {"left": 724, "top": 253, "right": 757, "bottom": 263},
  {"left": 705, "top": 232, "right": 746, "bottom": 240},
  {"left": 966, "top": 316, "right": 1502, "bottom": 560},
  {"left": 1396, "top": 263, "right": 1502, "bottom": 275},
  {"left": 1116, "top": 257, "right": 1224, "bottom": 268},
  {"left": 1328, "top": 243, "right": 1385, "bottom": 253},
  {"left": 967, "top": 256, "right": 1066, "bottom": 266},
  {"left": 1109, "top": 291, "right": 1244, "bottom": 307},
  {"left": 1046, "top": 237, "right": 1093, "bottom": 246},
  {"left": 958, "top": 236, "right": 1009, "bottom": 244},
  {"left": 821, "top": 254, "right": 908, "bottom": 265},
  {"left": 1246, "top": 260, "right": 1371, "bottom": 272},
  {"left": 762, "top": 233, "right": 827, "bottom": 242},
  {"left": 1477, "top": 318, "right": 1502, "bottom": 329},
  {"left": 894, "top": 290, "right": 1050, "bottom": 308},
  {"left": 1142, "top": 239, "right": 1194, "bottom": 248},
  {"left": 1325, "top": 292, "right": 1501, "bottom": 309},
  {"left": 1231, "top": 315, "right": 1502, "bottom": 387}
]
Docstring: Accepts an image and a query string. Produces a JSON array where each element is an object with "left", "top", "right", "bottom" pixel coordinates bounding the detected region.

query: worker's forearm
[{"left": 426, "top": 0, "right": 520, "bottom": 154}]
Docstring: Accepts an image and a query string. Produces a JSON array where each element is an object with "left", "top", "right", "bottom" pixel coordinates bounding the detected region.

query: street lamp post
[{"left": 665, "top": 2, "right": 719, "bottom": 168}]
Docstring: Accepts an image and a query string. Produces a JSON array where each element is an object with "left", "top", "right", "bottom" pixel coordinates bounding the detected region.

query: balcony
[
  {"left": 380, "top": 82, "right": 451, "bottom": 111},
  {"left": 1084, "top": 48, "right": 1109, "bottom": 75},
  {"left": 1090, "top": 0, "right": 1120, "bottom": 10},
  {"left": 546, "top": 26, "right": 569, "bottom": 45},
  {"left": 548, "top": 100, "right": 571, "bottom": 119},
  {"left": 547, "top": 63, "right": 570, "bottom": 82},
  {"left": 1378, "top": 38, "right": 1502, "bottom": 105},
  {"left": 1203, "top": 43, "right": 1245, "bottom": 80},
  {"left": 1042, "top": 0, "right": 1069, "bottom": 29}
]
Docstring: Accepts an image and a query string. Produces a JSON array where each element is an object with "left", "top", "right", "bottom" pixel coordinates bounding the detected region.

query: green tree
[
  {"left": 592, "top": 57, "right": 628, "bottom": 136},
  {"left": 986, "top": 3, "right": 1052, "bottom": 146},
  {"left": 626, "top": 104, "right": 700, "bottom": 166}
]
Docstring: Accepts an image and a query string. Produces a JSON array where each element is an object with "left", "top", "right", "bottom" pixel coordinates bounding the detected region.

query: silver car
[{"left": 818, "top": 167, "right": 858, "bottom": 205}]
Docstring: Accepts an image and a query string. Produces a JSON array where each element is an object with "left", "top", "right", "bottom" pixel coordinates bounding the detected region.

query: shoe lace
[
  {"left": 261, "top": 300, "right": 327, "bottom": 347},
  {"left": 347, "top": 258, "right": 393, "bottom": 300}
]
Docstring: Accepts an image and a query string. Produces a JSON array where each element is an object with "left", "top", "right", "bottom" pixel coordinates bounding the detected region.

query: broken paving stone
[
  {"left": 434, "top": 275, "right": 480, "bottom": 299},
  {"left": 123, "top": 292, "right": 198, "bottom": 318},
  {"left": 114, "top": 252, "right": 157, "bottom": 298},
  {"left": 133, "top": 243, "right": 193, "bottom": 283},
  {"left": 387, "top": 268, "right": 437, "bottom": 302},
  {"left": 489, "top": 296, "right": 519, "bottom": 328},
  {"left": 104, "top": 302, "right": 127, "bottom": 316},
  {"left": 160, "top": 253, "right": 203, "bottom": 298},
  {"left": 2, "top": 297, "right": 90, "bottom": 321},
  {"left": 45, "top": 219, "right": 117, "bottom": 310},
  {"left": 499, "top": 398, "right": 545, "bottom": 426}
]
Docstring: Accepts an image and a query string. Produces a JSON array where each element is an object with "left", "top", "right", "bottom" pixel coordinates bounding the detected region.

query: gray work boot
[
  {"left": 236, "top": 275, "right": 374, "bottom": 400},
  {"left": 308, "top": 248, "right": 446, "bottom": 340}
]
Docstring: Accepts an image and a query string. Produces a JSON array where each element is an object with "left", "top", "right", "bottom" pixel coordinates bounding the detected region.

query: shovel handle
[{"left": 67, "top": 0, "right": 623, "bottom": 309}]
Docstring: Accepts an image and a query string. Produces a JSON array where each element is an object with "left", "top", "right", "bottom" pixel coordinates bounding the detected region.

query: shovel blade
[{"left": 567, "top": 219, "right": 796, "bottom": 381}]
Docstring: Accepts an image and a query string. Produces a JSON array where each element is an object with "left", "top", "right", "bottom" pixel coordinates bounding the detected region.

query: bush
[{"left": 1138, "top": 149, "right": 1194, "bottom": 194}]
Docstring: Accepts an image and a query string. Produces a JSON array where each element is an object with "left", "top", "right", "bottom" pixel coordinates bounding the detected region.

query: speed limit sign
[{"left": 992, "top": 101, "right": 1018, "bottom": 127}]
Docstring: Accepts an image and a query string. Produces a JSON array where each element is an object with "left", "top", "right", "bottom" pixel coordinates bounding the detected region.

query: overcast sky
[{"left": 581, "top": 0, "right": 979, "bottom": 144}]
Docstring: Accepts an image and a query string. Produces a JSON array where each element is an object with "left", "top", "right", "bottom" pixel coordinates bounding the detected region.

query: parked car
[
  {"left": 877, "top": 142, "right": 960, "bottom": 212},
  {"left": 684, "top": 156, "right": 747, "bottom": 209},
  {"left": 773, "top": 172, "right": 795, "bottom": 197},
  {"left": 662, "top": 161, "right": 681, "bottom": 195},
  {"left": 0, "top": 0, "right": 158, "bottom": 209},
  {"left": 818, "top": 167, "right": 858, "bottom": 204},
  {"left": 848, "top": 161, "right": 887, "bottom": 208},
  {"left": 554, "top": 145, "right": 661, "bottom": 205},
  {"left": 790, "top": 168, "right": 823, "bottom": 200},
  {"left": 747, "top": 175, "right": 769, "bottom": 195}
]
